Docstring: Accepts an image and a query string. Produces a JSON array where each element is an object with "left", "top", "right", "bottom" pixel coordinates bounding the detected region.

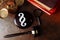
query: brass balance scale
[{"left": 0, "top": 0, "right": 24, "bottom": 18}]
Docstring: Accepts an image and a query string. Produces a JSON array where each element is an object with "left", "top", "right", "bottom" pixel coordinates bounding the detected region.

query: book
[{"left": 28, "top": 0, "right": 58, "bottom": 15}]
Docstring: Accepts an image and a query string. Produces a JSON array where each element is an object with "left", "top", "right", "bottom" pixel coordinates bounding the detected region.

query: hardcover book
[{"left": 28, "top": 0, "right": 58, "bottom": 15}]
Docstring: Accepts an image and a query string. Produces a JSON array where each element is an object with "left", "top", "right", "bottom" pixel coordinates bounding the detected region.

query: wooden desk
[{"left": 0, "top": 1, "right": 60, "bottom": 40}]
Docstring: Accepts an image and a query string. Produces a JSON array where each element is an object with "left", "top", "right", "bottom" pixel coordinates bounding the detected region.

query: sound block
[{"left": 14, "top": 11, "right": 35, "bottom": 29}]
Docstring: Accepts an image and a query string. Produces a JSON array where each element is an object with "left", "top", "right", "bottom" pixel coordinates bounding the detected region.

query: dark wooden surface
[{"left": 0, "top": 0, "right": 60, "bottom": 40}]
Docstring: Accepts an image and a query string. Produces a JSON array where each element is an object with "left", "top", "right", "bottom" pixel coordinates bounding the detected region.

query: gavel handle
[
  {"left": 37, "top": 16, "right": 41, "bottom": 25},
  {"left": 4, "top": 31, "right": 31, "bottom": 38}
]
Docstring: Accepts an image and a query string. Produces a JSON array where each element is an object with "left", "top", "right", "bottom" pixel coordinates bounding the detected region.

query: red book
[{"left": 28, "top": 0, "right": 58, "bottom": 15}]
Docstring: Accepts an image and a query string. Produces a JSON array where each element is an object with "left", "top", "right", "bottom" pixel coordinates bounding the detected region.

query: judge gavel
[
  {"left": 4, "top": 25, "right": 43, "bottom": 38},
  {"left": 4, "top": 9, "right": 43, "bottom": 38},
  {"left": 4, "top": 16, "right": 43, "bottom": 38},
  {"left": 4, "top": 12, "right": 43, "bottom": 38}
]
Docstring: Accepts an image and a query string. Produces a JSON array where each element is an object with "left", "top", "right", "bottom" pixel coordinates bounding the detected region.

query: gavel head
[{"left": 31, "top": 25, "right": 43, "bottom": 37}]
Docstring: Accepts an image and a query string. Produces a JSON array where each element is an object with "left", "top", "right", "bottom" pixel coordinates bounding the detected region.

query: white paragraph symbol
[{"left": 18, "top": 13, "right": 27, "bottom": 27}]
